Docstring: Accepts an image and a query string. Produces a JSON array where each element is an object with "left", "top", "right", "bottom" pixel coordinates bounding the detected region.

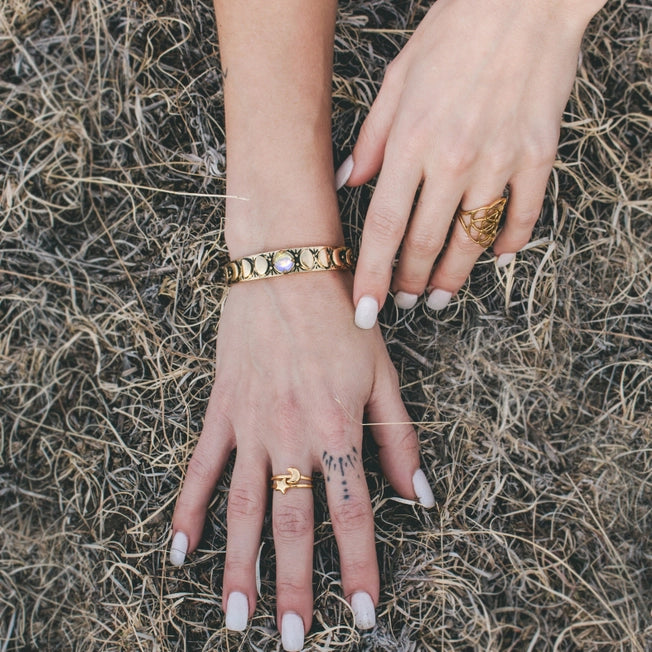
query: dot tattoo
[{"left": 322, "top": 447, "right": 360, "bottom": 500}]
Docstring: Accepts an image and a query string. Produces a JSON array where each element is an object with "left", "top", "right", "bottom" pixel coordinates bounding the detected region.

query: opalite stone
[
  {"left": 240, "top": 258, "right": 253, "bottom": 279},
  {"left": 299, "top": 248, "right": 315, "bottom": 270},
  {"left": 317, "top": 247, "right": 331, "bottom": 268},
  {"left": 254, "top": 255, "right": 269, "bottom": 276},
  {"left": 273, "top": 251, "right": 295, "bottom": 273}
]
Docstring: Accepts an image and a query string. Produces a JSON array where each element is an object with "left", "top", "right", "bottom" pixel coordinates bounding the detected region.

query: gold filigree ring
[
  {"left": 271, "top": 467, "right": 313, "bottom": 494},
  {"left": 456, "top": 197, "right": 507, "bottom": 248}
]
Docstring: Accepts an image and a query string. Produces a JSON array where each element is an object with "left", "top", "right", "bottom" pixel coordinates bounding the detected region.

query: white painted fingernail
[
  {"left": 225, "top": 592, "right": 249, "bottom": 632},
  {"left": 412, "top": 469, "right": 435, "bottom": 508},
  {"left": 169, "top": 531, "right": 188, "bottom": 567},
  {"left": 351, "top": 591, "right": 376, "bottom": 630},
  {"left": 355, "top": 295, "right": 378, "bottom": 329},
  {"left": 426, "top": 289, "right": 452, "bottom": 311},
  {"left": 394, "top": 291, "right": 418, "bottom": 310},
  {"left": 281, "top": 612, "right": 304, "bottom": 651},
  {"left": 335, "top": 154, "right": 354, "bottom": 190},
  {"left": 496, "top": 252, "right": 516, "bottom": 268}
]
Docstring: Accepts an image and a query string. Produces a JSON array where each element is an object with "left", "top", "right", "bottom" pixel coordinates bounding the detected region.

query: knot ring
[{"left": 456, "top": 196, "right": 507, "bottom": 248}]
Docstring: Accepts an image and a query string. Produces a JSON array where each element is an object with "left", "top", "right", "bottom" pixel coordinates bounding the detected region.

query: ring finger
[
  {"left": 321, "top": 441, "right": 379, "bottom": 630},
  {"left": 427, "top": 180, "right": 508, "bottom": 310}
]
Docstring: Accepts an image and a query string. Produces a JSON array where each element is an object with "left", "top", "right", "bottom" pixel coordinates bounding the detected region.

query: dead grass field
[{"left": 1, "top": 0, "right": 650, "bottom": 650}]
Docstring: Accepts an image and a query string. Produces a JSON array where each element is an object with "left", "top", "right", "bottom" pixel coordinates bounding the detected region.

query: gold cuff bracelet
[{"left": 224, "top": 245, "right": 355, "bottom": 285}]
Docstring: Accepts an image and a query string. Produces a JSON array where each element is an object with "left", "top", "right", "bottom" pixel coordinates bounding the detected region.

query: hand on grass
[
  {"left": 169, "top": 272, "right": 433, "bottom": 649},
  {"left": 337, "top": 0, "right": 606, "bottom": 324}
]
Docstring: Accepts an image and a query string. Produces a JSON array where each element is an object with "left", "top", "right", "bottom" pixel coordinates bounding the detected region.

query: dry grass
[{"left": 0, "top": 0, "right": 650, "bottom": 650}]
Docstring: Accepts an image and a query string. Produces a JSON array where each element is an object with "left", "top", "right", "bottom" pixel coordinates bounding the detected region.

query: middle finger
[
  {"left": 272, "top": 454, "right": 315, "bottom": 651},
  {"left": 391, "top": 175, "right": 464, "bottom": 307}
]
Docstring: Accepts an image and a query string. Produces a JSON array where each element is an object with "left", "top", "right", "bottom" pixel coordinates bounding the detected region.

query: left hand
[
  {"left": 169, "top": 271, "right": 431, "bottom": 645},
  {"left": 339, "top": 0, "right": 605, "bottom": 322}
]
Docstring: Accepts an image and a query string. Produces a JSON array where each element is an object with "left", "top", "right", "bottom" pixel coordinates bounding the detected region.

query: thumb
[{"left": 336, "top": 65, "right": 403, "bottom": 189}]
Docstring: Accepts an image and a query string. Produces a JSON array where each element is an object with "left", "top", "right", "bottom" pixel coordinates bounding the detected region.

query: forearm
[{"left": 213, "top": 0, "right": 341, "bottom": 257}]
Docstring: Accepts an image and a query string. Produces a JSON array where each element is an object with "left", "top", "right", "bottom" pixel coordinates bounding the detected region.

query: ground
[{"left": 0, "top": 0, "right": 650, "bottom": 650}]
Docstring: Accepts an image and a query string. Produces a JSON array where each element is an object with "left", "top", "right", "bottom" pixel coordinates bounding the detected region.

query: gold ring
[
  {"left": 456, "top": 197, "right": 507, "bottom": 248},
  {"left": 271, "top": 467, "right": 313, "bottom": 494}
]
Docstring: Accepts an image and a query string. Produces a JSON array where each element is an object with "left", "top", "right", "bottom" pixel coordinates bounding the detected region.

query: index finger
[{"left": 353, "top": 144, "right": 421, "bottom": 329}]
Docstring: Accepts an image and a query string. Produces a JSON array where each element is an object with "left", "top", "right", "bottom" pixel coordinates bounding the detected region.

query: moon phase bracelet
[{"left": 223, "top": 245, "right": 355, "bottom": 285}]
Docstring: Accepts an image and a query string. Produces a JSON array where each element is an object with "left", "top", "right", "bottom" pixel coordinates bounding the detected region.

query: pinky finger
[
  {"left": 367, "top": 360, "right": 433, "bottom": 507},
  {"left": 493, "top": 167, "right": 551, "bottom": 265}
]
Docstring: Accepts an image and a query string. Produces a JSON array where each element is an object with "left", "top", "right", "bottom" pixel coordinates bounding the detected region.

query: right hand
[
  {"left": 169, "top": 270, "right": 434, "bottom": 649},
  {"left": 340, "top": 0, "right": 607, "bottom": 321}
]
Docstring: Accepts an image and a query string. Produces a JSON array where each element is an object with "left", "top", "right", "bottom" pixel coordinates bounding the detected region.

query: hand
[
  {"left": 169, "top": 272, "right": 433, "bottom": 649},
  {"left": 338, "top": 0, "right": 605, "bottom": 325}
]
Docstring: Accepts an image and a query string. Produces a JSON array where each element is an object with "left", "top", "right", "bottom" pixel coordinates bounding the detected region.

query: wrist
[
  {"left": 224, "top": 178, "right": 343, "bottom": 259},
  {"left": 223, "top": 118, "right": 343, "bottom": 258},
  {"left": 544, "top": 0, "right": 608, "bottom": 29}
]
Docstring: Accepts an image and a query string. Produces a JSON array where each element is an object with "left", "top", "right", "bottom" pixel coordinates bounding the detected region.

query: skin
[
  {"left": 171, "top": 0, "right": 608, "bottom": 645},
  {"left": 346, "top": 0, "right": 609, "bottom": 313},
  {"left": 171, "top": 0, "right": 422, "bottom": 643}
]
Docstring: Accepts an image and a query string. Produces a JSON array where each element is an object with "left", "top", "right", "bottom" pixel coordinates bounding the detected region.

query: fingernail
[
  {"left": 394, "top": 291, "right": 418, "bottom": 310},
  {"left": 281, "top": 612, "right": 304, "bottom": 651},
  {"left": 412, "top": 469, "right": 435, "bottom": 508},
  {"left": 496, "top": 252, "right": 516, "bottom": 268},
  {"left": 335, "top": 154, "right": 354, "bottom": 190},
  {"left": 426, "top": 289, "right": 452, "bottom": 311},
  {"left": 355, "top": 295, "right": 378, "bottom": 329},
  {"left": 169, "top": 531, "right": 188, "bottom": 567},
  {"left": 225, "top": 591, "right": 249, "bottom": 632},
  {"left": 351, "top": 591, "right": 376, "bottom": 630}
]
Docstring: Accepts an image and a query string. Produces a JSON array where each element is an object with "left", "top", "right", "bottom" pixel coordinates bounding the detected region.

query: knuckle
[
  {"left": 513, "top": 209, "right": 541, "bottom": 228},
  {"left": 359, "top": 112, "right": 381, "bottom": 146},
  {"left": 275, "top": 579, "right": 308, "bottom": 597},
  {"left": 273, "top": 503, "right": 313, "bottom": 542},
  {"left": 382, "top": 59, "right": 402, "bottom": 90},
  {"left": 224, "top": 553, "right": 252, "bottom": 578},
  {"left": 399, "top": 130, "right": 426, "bottom": 163},
  {"left": 368, "top": 205, "right": 404, "bottom": 244},
  {"left": 384, "top": 362, "right": 401, "bottom": 390},
  {"left": 439, "top": 137, "right": 476, "bottom": 175},
  {"left": 274, "top": 396, "right": 302, "bottom": 433},
  {"left": 321, "top": 431, "right": 350, "bottom": 454},
  {"left": 485, "top": 143, "right": 514, "bottom": 174},
  {"left": 320, "top": 411, "right": 356, "bottom": 450},
  {"left": 375, "top": 361, "right": 401, "bottom": 397},
  {"left": 331, "top": 496, "right": 371, "bottom": 535},
  {"left": 185, "top": 454, "right": 216, "bottom": 487},
  {"left": 227, "top": 486, "right": 260, "bottom": 522},
  {"left": 393, "top": 425, "right": 419, "bottom": 455},
  {"left": 341, "top": 556, "right": 375, "bottom": 581},
  {"left": 393, "top": 274, "right": 426, "bottom": 295},
  {"left": 522, "top": 130, "right": 558, "bottom": 168},
  {"left": 405, "top": 228, "right": 445, "bottom": 257}
]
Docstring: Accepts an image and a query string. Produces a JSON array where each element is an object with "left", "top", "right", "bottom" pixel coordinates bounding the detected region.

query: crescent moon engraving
[{"left": 287, "top": 467, "right": 301, "bottom": 484}]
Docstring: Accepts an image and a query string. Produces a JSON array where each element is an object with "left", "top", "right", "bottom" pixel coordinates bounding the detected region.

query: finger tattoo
[{"left": 322, "top": 447, "right": 361, "bottom": 501}]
